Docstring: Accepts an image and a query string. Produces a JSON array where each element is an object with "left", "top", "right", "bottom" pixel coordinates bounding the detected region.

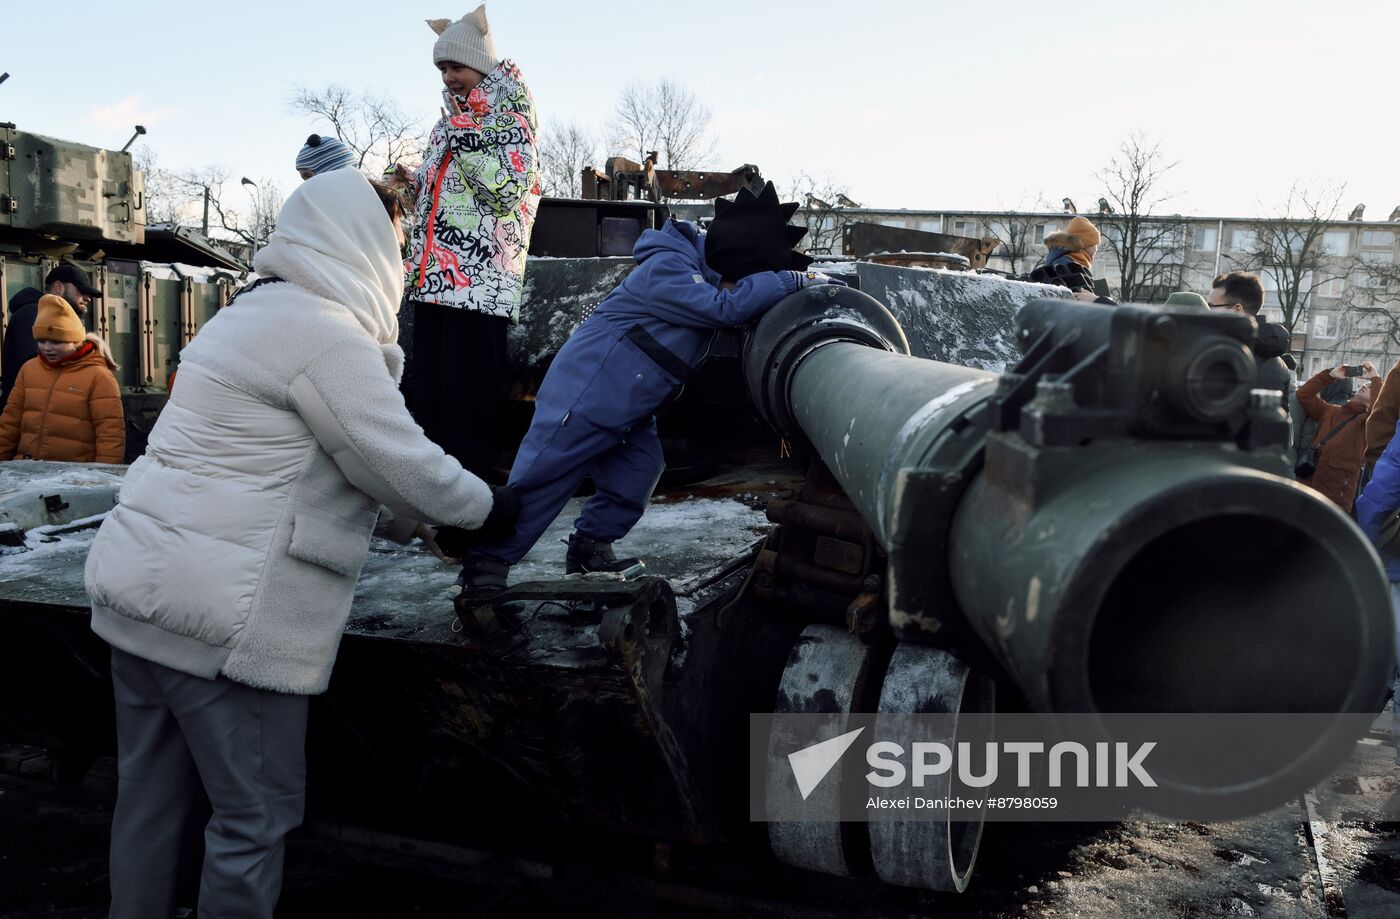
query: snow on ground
[
  {"left": 351, "top": 493, "right": 769, "bottom": 638},
  {"left": 0, "top": 459, "right": 770, "bottom": 641},
  {"left": 0, "top": 461, "right": 126, "bottom": 497},
  {"left": 0, "top": 525, "right": 97, "bottom": 602}
]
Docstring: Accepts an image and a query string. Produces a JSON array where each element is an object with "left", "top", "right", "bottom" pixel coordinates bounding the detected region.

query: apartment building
[{"left": 804, "top": 205, "right": 1400, "bottom": 379}]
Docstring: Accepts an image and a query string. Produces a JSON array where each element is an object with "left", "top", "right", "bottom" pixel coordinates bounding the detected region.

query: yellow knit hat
[
  {"left": 1065, "top": 215, "right": 1102, "bottom": 247},
  {"left": 32, "top": 294, "right": 86, "bottom": 343}
]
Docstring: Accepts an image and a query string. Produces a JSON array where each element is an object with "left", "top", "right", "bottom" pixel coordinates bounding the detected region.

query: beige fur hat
[{"left": 429, "top": 6, "right": 499, "bottom": 75}]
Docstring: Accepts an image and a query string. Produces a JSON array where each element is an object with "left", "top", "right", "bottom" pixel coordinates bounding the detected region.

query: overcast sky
[{"left": 5, "top": 0, "right": 1397, "bottom": 220}]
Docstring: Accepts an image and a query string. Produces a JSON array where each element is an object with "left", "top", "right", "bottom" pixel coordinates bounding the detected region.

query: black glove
[
  {"left": 479, "top": 485, "right": 521, "bottom": 541},
  {"left": 432, "top": 486, "right": 522, "bottom": 556}
]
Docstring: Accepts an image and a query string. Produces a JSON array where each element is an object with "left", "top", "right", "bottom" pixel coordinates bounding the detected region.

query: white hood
[{"left": 253, "top": 169, "right": 402, "bottom": 346}]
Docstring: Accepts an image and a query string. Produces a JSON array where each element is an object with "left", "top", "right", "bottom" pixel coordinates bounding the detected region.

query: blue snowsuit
[
  {"left": 1355, "top": 432, "right": 1400, "bottom": 763},
  {"left": 475, "top": 218, "right": 799, "bottom": 566}
]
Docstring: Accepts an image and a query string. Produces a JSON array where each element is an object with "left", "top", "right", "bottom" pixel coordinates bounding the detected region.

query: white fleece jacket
[{"left": 85, "top": 169, "right": 494, "bottom": 694}]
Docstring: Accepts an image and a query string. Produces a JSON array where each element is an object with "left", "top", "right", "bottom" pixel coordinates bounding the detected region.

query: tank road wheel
[
  {"left": 869, "top": 643, "right": 994, "bottom": 892},
  {"left": 767, "top": 624, "right": 887, "bottom": 879}
]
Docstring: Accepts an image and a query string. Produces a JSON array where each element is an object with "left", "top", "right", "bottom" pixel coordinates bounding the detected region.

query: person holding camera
[{"left": 1296, "top": 361, "right": 1382, "bottom": 512}]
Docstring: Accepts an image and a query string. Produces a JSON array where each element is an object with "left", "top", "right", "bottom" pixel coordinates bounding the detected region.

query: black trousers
[{"left": 409, "top": 301, "right": 509, "bottom": 480}]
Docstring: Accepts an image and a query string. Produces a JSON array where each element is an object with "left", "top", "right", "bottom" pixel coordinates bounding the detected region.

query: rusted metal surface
[
  {"left": 756, "top": 460, "right": 887, "bottom": 635},
  {"left": 655, "top": 164, "right": 763, "bottom": 201},
  {"left": 843, "top": 222, "right": 997, "bottom": 269},
  {"left": 759, "top": 549, "right": 866, "bottom": 597},
  {"left": 579, "top": 155, "right": 764, "bottom": 204},
  {"left": 604, "top": 153, "right": 657, "bottom": 202},
  {"left": 765, "top": 498, "right": 867, "bottom": 543}
]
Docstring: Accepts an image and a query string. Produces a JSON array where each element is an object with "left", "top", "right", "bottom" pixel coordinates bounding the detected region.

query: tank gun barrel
[{"left": 744, "top": 287, "right": 1394, "bottom": 811}]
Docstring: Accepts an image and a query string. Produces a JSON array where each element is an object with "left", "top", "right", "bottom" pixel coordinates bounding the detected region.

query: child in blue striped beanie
[{"left": 295, "top": 135, "right": 357, "bottom": 179}]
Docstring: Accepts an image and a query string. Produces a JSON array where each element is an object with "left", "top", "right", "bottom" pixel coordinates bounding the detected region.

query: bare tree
[
  {"left": 164, "top": 167, "right": 281, "bottom": 249},
  {"left": 1227, "top": 183, "right": 1345, "bottom": 341},
  {"left": 537, "top": 119, "right": 602, "bottom": 198},
  {"left": 987, "top": 198, "right": 1051, "bottom": 276},
  {"left": 1095, "top": 133, "right": 1188, "bottom": 301},
  {"left": 784, "top": 173, "right": 857, "bottom": 256},
  {"left": 609, "top": 78, "right": 714, "bottom": 171},
  {"left": 133, "top": 148, "right": 187, "bottom": 228},
  {"left": 1339, "top": 257, "right": 1400, "bottom": 370},
  {"left": 130, "top": 147, "right": 283, "bottom": 255},
  {"left": 288, "top": 85, "right": 425, "bottom": 175}
]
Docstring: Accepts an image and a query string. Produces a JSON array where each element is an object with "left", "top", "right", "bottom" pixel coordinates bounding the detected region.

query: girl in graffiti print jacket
[{"left": 397, "top": 58, "right": 541, "bottom": 322}]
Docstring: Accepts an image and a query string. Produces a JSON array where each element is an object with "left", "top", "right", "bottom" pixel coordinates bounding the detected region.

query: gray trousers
[{"left": 108, "top": 647, "right": 309, "bottom": 919}]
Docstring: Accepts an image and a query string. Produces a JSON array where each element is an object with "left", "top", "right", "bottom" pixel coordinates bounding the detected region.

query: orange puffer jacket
[{"left": 0, "top": 341, "right": 124, "bottom": 463}]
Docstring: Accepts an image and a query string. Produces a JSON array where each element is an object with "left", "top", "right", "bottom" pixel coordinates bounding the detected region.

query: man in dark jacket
[
  {"left": 1297, "top": 363, "right": 1381, "bottom": 512},
  {"left": 1207, "top": 271, "right": 1295, "bottom": 403},
  {"left": 2, "top": 264, "right": 102, "bottom": 408}
]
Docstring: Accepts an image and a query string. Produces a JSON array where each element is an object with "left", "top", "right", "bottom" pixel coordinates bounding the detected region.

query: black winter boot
[
  {"left": 451, "top": 557, "right": 524, "bottom": 643},
  {"left": 565, "top": 533, "right": 645, "bottom": 577},
  {"left": 452, "top": 557, "right": 510, "bottom": 604}
]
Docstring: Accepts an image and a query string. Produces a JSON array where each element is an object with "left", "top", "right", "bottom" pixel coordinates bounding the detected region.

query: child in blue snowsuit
[{"left": 456, "top": 181, "right": 839, "bottom": 596}]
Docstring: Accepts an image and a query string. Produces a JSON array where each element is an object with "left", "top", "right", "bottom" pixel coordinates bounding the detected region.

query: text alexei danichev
[{"left": 866, "top": 796, "right": 1060, "bottom": 811}]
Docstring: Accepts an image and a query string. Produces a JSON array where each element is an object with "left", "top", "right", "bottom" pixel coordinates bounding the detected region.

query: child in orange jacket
[{"left": 0, "top": 295, "right": 124, "bottom": 463}]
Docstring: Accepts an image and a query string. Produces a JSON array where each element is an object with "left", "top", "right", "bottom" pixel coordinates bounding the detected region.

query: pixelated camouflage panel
[{"left": 0, "top": 130, "right": 145, "bottom": 245}]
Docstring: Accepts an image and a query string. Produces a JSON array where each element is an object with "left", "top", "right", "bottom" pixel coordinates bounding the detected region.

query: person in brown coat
[
  {"left": 1364, "top": 358, "right": 1400, "bottom": 467},
  {"left": 1297, "top": 362, "right": 1381, "bottom": 512},
  {"left": 0, "top": 295, "right": 124, "bottom": 463}
]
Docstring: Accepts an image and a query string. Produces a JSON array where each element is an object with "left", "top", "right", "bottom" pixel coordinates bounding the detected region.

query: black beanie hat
[{"left": 704, "top": 181, "right": 813, "bottom": 283}]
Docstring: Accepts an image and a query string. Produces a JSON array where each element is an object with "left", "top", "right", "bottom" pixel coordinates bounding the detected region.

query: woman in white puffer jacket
[{"left": 84, "top": 168, "right": 509, "bottom": 919}]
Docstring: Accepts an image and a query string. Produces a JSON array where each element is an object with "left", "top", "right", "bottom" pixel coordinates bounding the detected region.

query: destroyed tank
[{"left": 0, "top": 139, "right": 1393, "bottom": 902}]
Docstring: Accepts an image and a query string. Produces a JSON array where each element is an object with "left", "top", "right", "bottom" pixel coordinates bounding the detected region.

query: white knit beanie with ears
[{"left": 428, "top": 6, "right": 499, "bottom": 75}]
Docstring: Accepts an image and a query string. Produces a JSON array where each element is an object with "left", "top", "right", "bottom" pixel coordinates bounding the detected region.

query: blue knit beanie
[{"left": 295, "top": 135, "right": 357, "bottom": 176}]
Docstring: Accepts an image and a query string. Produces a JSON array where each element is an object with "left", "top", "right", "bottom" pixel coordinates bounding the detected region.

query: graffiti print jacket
[{"left": 402, "top": 60, "right": 541, "bottom": 321}]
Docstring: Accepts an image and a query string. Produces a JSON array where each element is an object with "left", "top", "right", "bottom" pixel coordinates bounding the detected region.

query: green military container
[
  {"left": 0, "top": 126, "right": 145, "bottom": 244},
  {"left": 0, "top": 126, "right": 245, "bottom": 458}
]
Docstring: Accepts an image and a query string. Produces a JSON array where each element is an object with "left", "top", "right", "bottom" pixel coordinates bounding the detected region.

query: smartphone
[{"left": 1345, "top": 365, "right": 1366, "bottom": 377}]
